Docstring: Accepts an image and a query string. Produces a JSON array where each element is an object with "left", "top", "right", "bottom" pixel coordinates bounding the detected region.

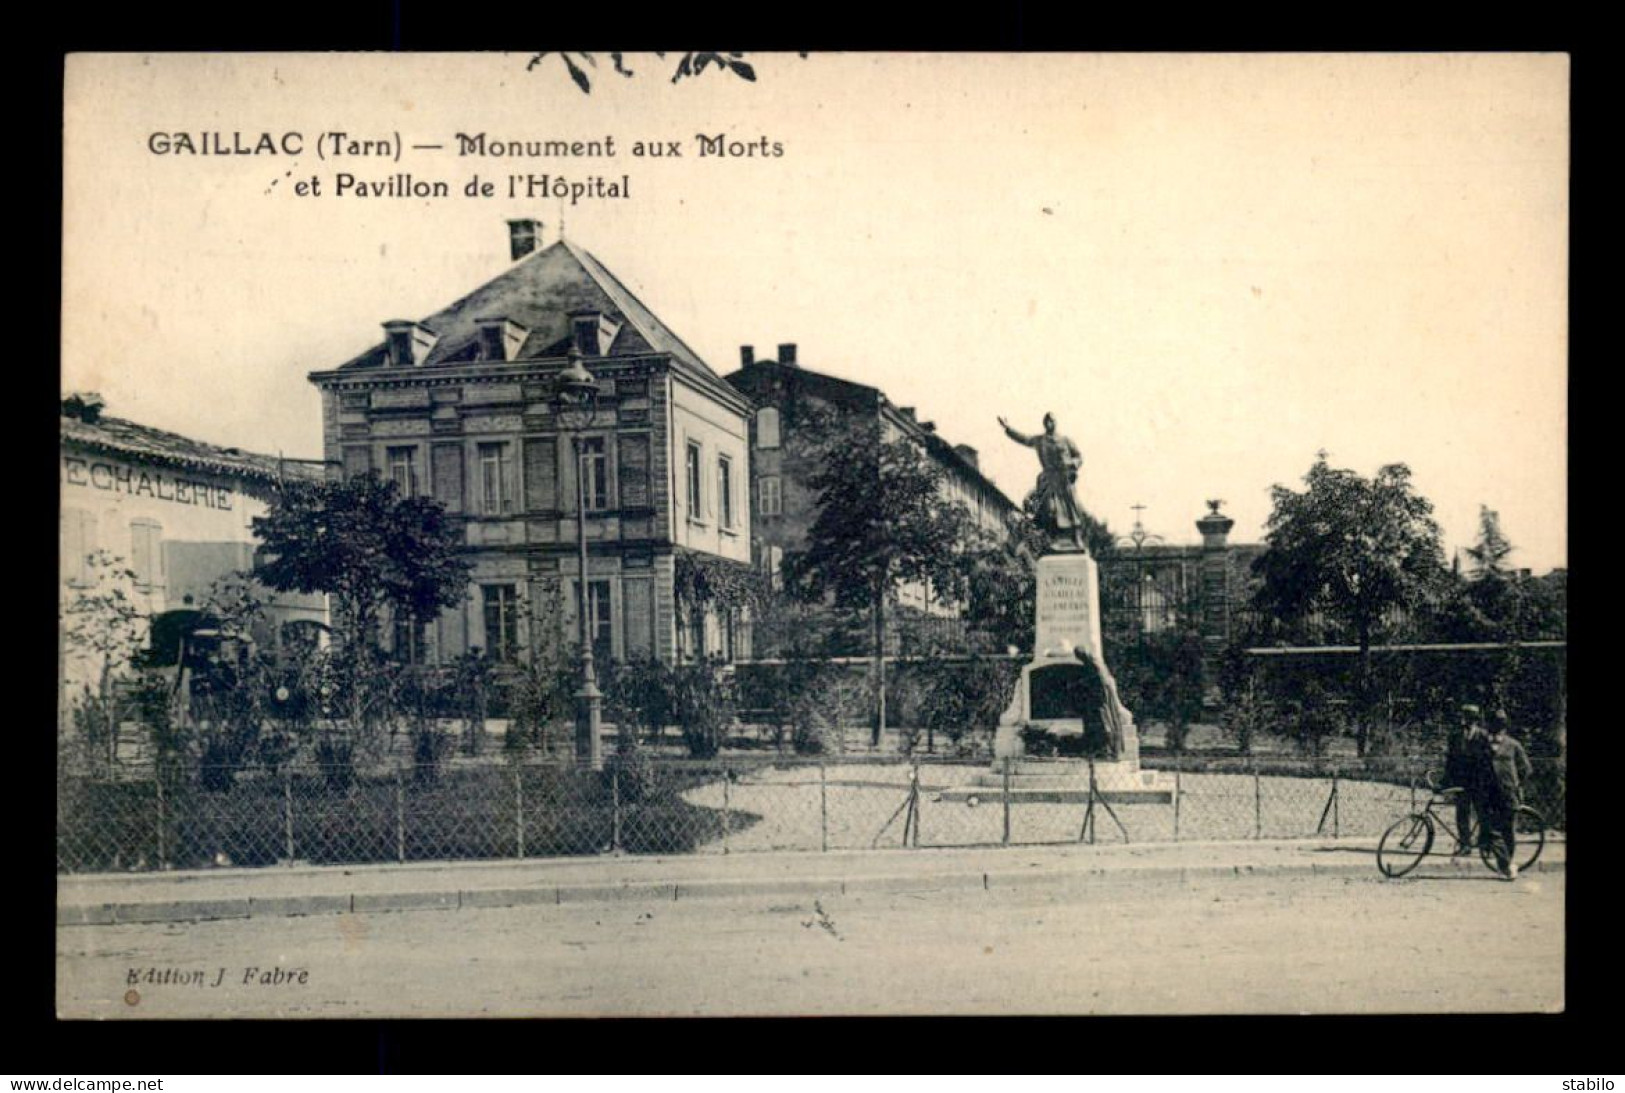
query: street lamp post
[{"left": 553, "top": 349, "right": 603, "bottom": 771}]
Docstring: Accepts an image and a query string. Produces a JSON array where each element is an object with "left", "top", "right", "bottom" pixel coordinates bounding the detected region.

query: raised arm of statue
[{"left": 999, "top": 417, "right": 1038, "bottom": 447}]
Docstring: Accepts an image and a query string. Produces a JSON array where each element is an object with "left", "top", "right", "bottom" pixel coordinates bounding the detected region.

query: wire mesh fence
[{"left": 55, "top": 755, "right": 1566, "bottom": 874}]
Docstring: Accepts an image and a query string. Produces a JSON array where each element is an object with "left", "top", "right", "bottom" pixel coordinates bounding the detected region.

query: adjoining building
[
  {"left": 305, "top": 221, "right": 755, "bottom": 668},
  {"left": 58, "top": 393, "right": 330, "bottom": 694},
  {"left": 724, "top": 346, "right": 1018, "bottom": 651}
]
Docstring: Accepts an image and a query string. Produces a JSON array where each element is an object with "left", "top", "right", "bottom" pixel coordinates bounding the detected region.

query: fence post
[
  {"left": 155, "top": 776, "right": 167, "bottom": 871},
  {"left": 1172, "top": 756, "right": 1182, "bottom": 842},
  {"left": 1002, "top": 757, "right": 1012, "bottom": 847},
  {"left": 611, "top": 766, "right": 623, "bottom": 854},
  {"left": 394, "top": 769, "right": 406, "bottom": 864},
  {"left": 819, "top": 762, "right": 829, "bottom": 853},
  {"left": 515, "top": 766, "right": 526, "bottom": 860},
  {"left": 282, "top": 771, "right": 295, "bottom": 864},
  {"left": 910, "top": 760, "right": 921, "bottom": 848},
  {"left": 1253, "top": 761, "right": 1263, "bottom": 840},
  {"left": 1083, "top": 759, "right": 1097, "bottom": 845},
  {"left": 721, "top": 764, "right": 731, "bottom": 856},
  {"left": 1332, "top": 767, "right": 1340, "bottom": 839}
]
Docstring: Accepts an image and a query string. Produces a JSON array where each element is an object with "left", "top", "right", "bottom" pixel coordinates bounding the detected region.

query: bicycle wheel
[
  {"left": 1378, "top": 814, "right": 1434, "bottom": 878},
  {"left": 1480, "top": 806, "right": 1546, "bottom": 874}
]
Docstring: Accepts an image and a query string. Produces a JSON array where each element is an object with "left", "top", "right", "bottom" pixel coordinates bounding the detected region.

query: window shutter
[
  {"left": 431, "top": 443, "right": 464, "bottom": 513},
  {"left": 62, "top": 509, "right": 85, "bottom": 584},
  {"left": 342, "top": 446, "right": 371, "bottom": 481},
  {"left": 130, "top": 522, "right": 152, "bottom": 586},
  {"left": 523, "top": 438, "right": 557, "bottom": 512},
  {"left": 501, "top": 444, "right": 516, "bottom": 513},
  {"left": 618, "top": 435, "right": 649, "bottom": 508}
]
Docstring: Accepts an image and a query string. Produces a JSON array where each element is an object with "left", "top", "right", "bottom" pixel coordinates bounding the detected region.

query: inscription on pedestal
[{"left": 1033, "top": 554, "right": 1102, "bottom": 659}]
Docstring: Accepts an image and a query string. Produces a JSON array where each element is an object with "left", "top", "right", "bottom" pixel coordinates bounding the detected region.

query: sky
[{"left": 61, "top": 53, "right": 1568, "bottom": 572}]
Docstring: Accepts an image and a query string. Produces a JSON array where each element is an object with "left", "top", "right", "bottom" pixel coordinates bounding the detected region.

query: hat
[{"left": 1460, "top": 704, "right": 1483, "bottom": 720}]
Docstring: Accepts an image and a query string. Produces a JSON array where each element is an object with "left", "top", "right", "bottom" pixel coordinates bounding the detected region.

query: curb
[{"left": 56, "top": 852, "right": 1563, "bottom": 926}]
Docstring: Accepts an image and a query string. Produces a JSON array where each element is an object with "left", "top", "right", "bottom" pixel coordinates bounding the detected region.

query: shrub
[
  {"left": 787, "top": 667, "right": 869, "bottom": 755},
  {"left": 605, "top": 736, "right": 660, "bottom": 804},
  {"left": 1220, "top": 679, "right": 1268, "bottom": 757},
  {"left": 508, "top": 660, "right": 575, "bottom": 756},
  {"left": 412, "top": 723, "right": 454, "bottom": 784},
  {"left": 917, "top": 657, "right": 1019, "bottom": 753},
  {"left": 669, "top": 662, "right": 738, "bottom": 759},
  {"left": 604, "top": 658, "right": 674, "bottom": 747}
]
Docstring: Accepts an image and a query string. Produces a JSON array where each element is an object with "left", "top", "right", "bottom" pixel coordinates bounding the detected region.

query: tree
[
  {"left": 526, "top": 52, "right": 794, "bottom": 94},
  {"left": 1431, "top": 507, "right": 1565, "bottom": 645},
  {"left": 252, "top": 474, "right": 471, "bottom": 743},
  {"left": 783, "top": 413, "right": 977, "bottom": 746},
  {"left": 61, "top": 550, "right": 149, "bottom": 772},
  {"left": 1251, "top": 454, "right": 1446, "bottom": 755},
  {"left": 1464, "top": 504, "right": 1514, "bottom": 578}
]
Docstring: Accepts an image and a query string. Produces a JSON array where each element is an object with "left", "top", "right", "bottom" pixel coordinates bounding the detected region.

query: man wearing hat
[
  {"left": 1443, "top": 705, "right": 1489, "bottom": 856},
  {"left": 1480, "top": 709, "right": 1533, "bottom": 879}
]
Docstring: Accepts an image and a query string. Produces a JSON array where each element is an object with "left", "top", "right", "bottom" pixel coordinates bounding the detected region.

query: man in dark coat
[
  {"left": 1443, "top": 705, "right": 1488, "bottom": 855},
  {"left": 1480, "top": 709, "right": 1533, "bottom": 879}
]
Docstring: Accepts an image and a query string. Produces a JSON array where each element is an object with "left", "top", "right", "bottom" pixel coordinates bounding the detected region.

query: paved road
[{"left": 58, "top": 869, "right": 1563, "bottom": 1018}]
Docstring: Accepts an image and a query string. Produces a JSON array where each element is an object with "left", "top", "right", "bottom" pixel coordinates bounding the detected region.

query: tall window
[
  {"left": 478, "top": 442, "right": 515, "bottom": 515},
  {"left": 391, "top": 613, "right": 427, "bottom": 664},
  {"left": 579, "top": 579, "right": 613, "bottom": 665},
  {"left": 685, "top": 442, "right": 703, "bottom": 520},
  {"left": 757, "top": 407, "right": 781, "bottom": 449},
  {"left": 130, "top": 519, "right": 164, "bottom": 589},
  {"left": 718, "top": 455, "right": 735, "bottom": 529},
  {"left": 386, "top": 446, "right": 419, "bottom": 497},
  {"left": 721, "top": 608, "right": 737, "bottom": 663},
  {"left": 687, "top": 610, "right": 706, "bottom": 661},
  {"left": 759, "top": 475, "right": 782, "bottom": 517},
  {"left": 482, "top": 584, "right": 520, "bottom": 662},
  {"left": 580, "top": 437, "right": 609, "bottom": 512}
]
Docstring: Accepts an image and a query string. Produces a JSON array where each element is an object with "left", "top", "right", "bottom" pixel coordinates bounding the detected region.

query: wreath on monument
[{"left": 1017, "top": 720, "right": 1113, "bottom": 759}]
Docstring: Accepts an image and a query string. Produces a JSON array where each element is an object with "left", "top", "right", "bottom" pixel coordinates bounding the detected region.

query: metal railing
[{"left": 55, "top": 755, "right": 1564, "bottom": 874}]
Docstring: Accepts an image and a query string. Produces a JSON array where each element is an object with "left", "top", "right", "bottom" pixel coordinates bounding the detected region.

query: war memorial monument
[{"left": 947, "top": 413, "right": 1174, "bottom": 804}]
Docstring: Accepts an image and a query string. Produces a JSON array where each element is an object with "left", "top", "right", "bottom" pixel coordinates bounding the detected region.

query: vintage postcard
[{"left": 58, "top": 52, "right": 1568, "bottom": 1019}]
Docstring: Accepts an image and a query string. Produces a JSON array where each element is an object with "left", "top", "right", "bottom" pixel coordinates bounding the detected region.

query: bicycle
[{"left": 1376, "top": 771, "right": 1546, "bottom": 879}]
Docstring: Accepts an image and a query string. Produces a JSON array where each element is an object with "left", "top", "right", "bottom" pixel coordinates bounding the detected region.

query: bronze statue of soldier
[{"left": 999, "top": 412, "right": 1088, "bottom": 553}]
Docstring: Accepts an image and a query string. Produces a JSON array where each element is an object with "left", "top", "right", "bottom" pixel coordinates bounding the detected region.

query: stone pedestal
[{"left": 958, "top": 551, "right": 1174, "bottom": 804}]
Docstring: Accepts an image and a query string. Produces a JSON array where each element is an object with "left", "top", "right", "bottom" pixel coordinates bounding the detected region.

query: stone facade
[{"left": 306, "top": 227, "right": 753, "bottom": 667}]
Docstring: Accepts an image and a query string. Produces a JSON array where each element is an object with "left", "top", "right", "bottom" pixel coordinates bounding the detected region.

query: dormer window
[
  {"left": 568, "top": 308, "right": 621, "bottom": 357},
  {"left": 475, "top": 317, "right": 529, "bottom": 362},
  {"left": 382, "top": 320, "right": 437, "bottom": 367}
]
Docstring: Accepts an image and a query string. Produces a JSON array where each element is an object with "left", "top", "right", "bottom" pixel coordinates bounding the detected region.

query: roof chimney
[
  {"left": 899, "top": 407, "right": 917, "bottom": 423},
  {"left": 740, "top": 345, "right": 755, "bottom": 368},
  {"left": 507, "top": 218, "right": 543, "bottom": 261},
  {"left": 61, "top": 391, "right": 106, "bottom": 423},
  {"left": 954, "top": 444, "right": 979, "bottom": 469},
  {"left": 777, "top": 343, "right": 797, "bottom": 366}
]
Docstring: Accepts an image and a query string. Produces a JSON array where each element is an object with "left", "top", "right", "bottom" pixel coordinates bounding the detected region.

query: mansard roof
[{"left": 331, "top": 238, "right": 716, "bottom": 381}]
